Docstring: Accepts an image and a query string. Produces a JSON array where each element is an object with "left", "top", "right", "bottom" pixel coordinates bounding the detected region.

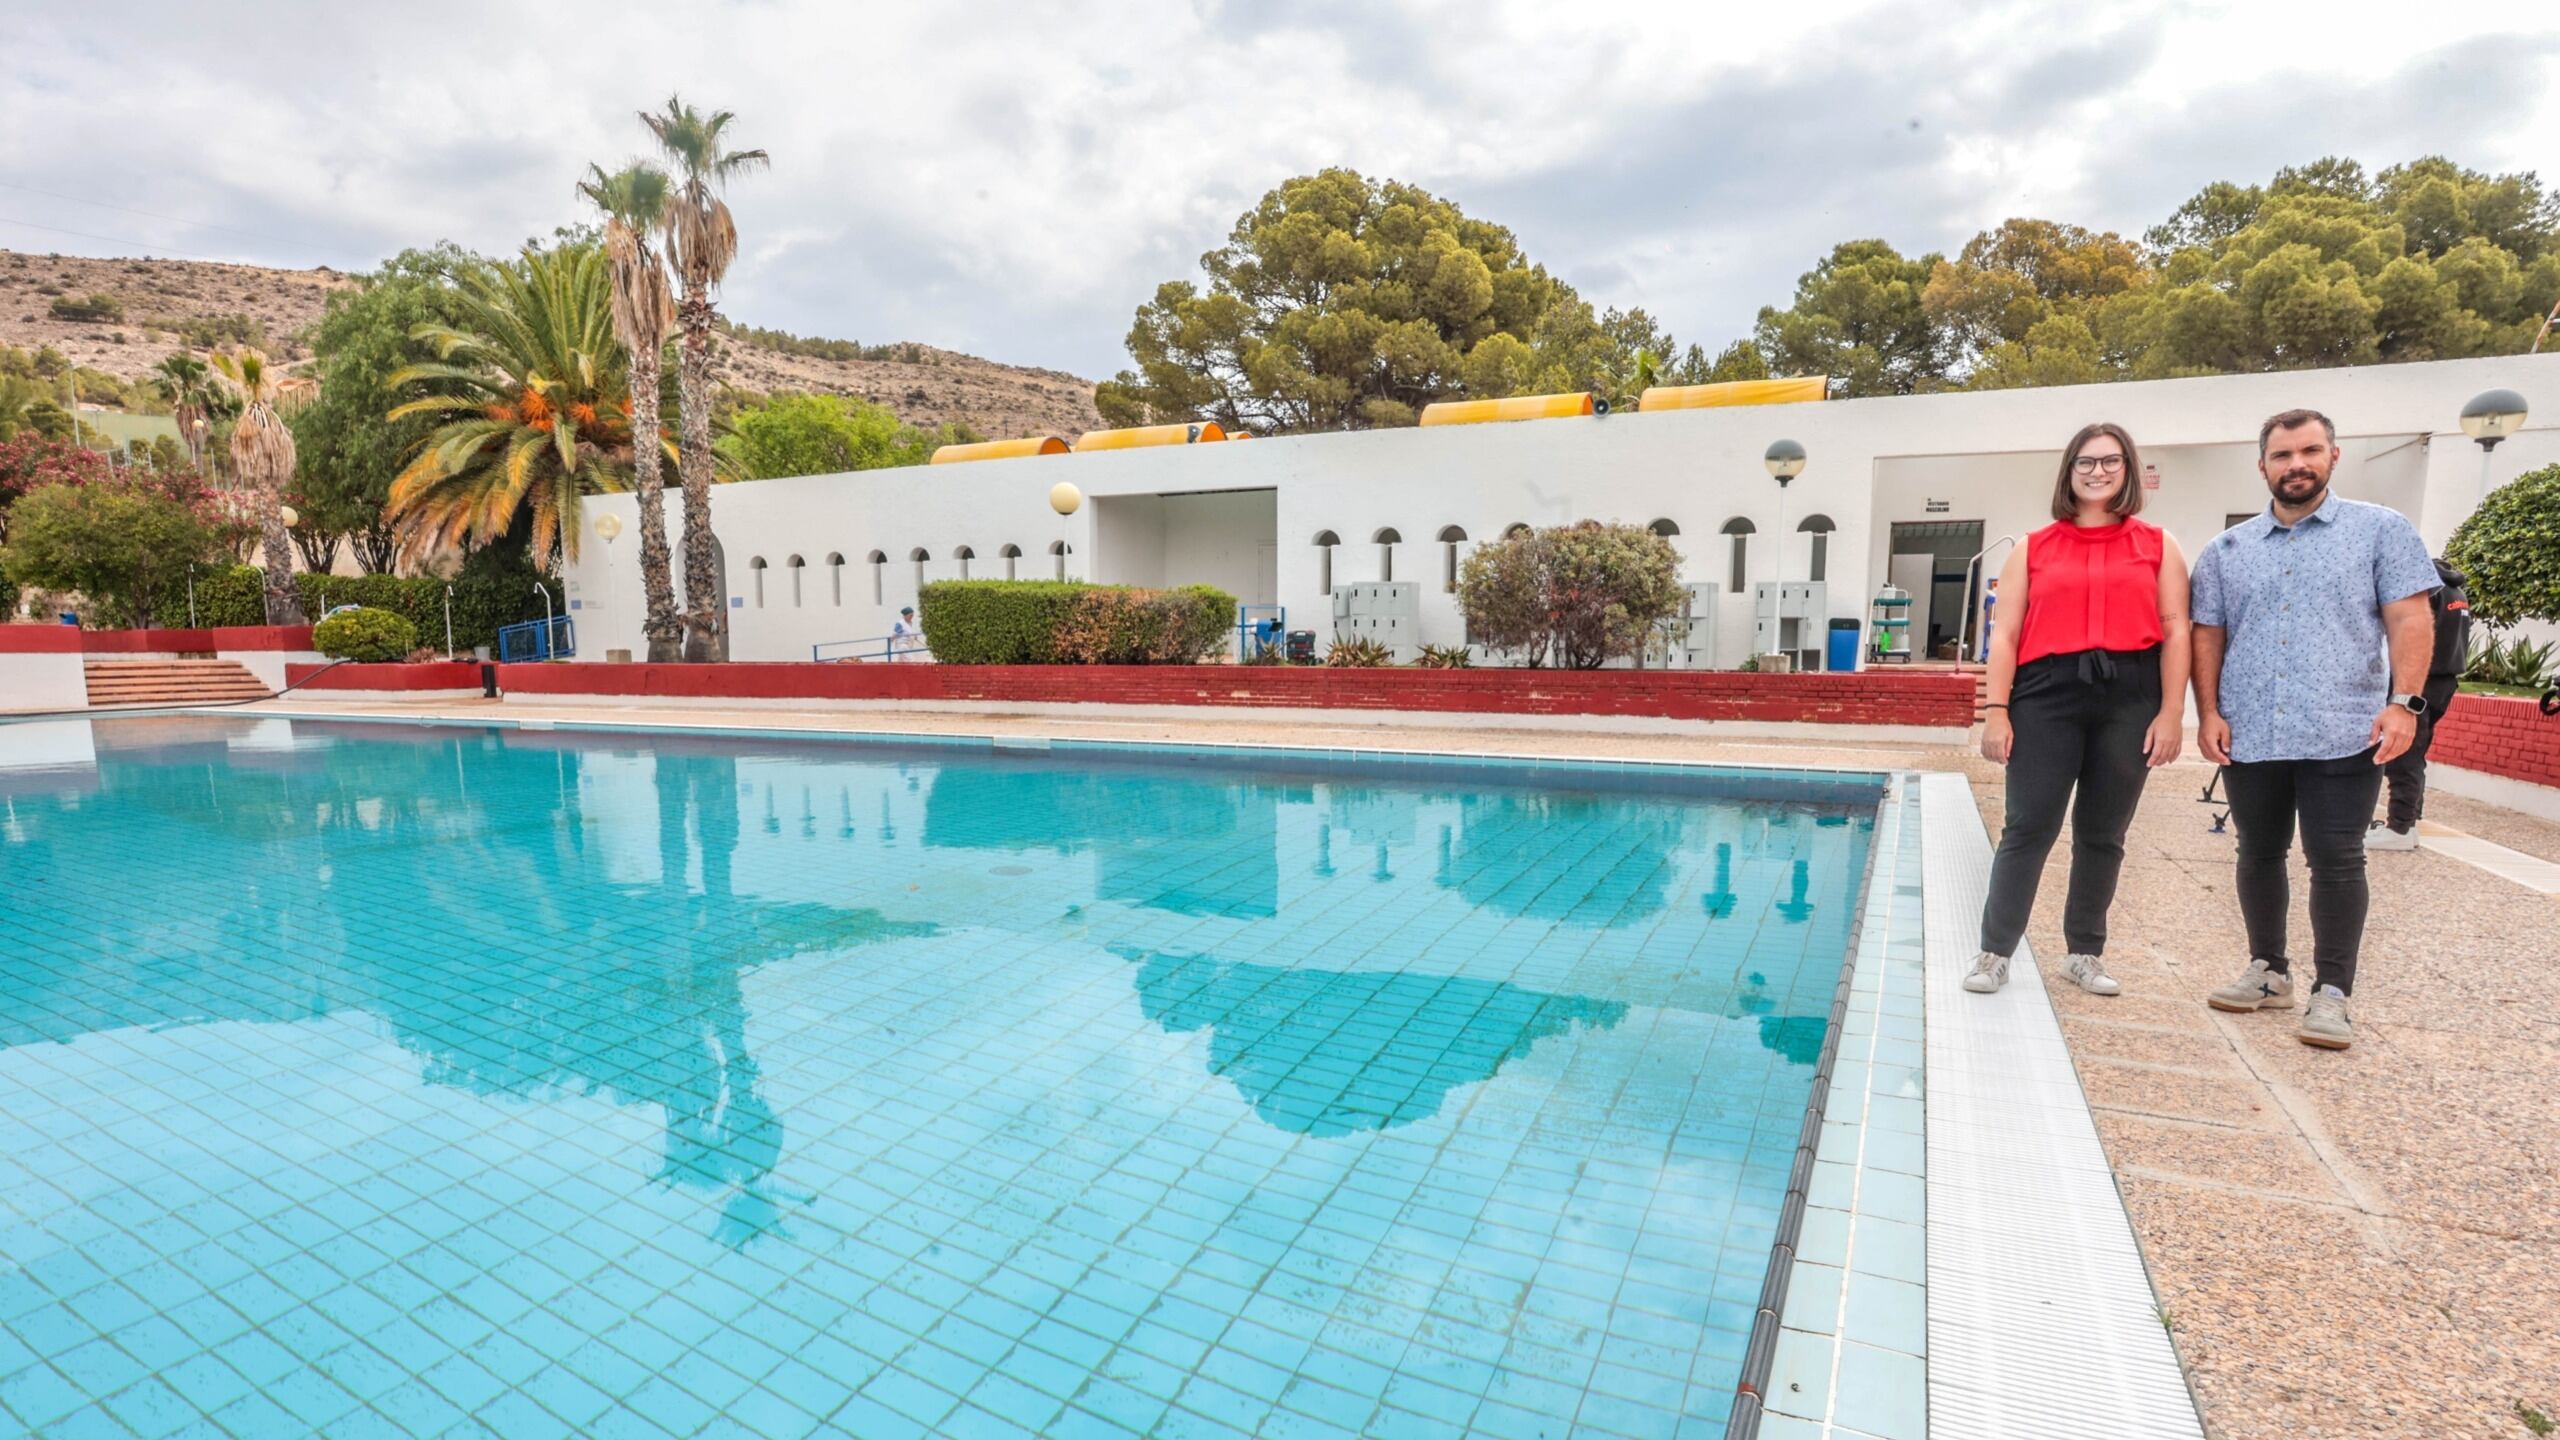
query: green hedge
[
  {"left": 313, "top": 606, "right": 419, "bottom": 662},
  {"left": 919, "top": 580, "right": 1235, "bottom": 664},
  {"left": 153, "top": 555, "right": 547, "bottom": 652}
]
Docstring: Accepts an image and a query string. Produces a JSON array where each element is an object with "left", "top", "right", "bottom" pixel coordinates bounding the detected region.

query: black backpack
[{"left": 2429, "top": 559, "right": 2471, "bottom": 679}]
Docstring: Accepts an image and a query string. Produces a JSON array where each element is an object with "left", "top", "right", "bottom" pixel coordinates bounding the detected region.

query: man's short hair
[{"left": 2258, "top": 408, "right": 2336, "bottom": 457}]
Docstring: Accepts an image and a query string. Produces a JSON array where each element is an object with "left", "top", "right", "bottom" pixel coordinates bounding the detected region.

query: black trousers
[
  {"left": 1979, "top": 646, "right": 2162, "bottom": 958},
  {"left": 2223, "top": 750, "right": 2385, "bottom": 996},
  {"left": 2381, "top": 676, "right": 2461, "bottom": 832}
]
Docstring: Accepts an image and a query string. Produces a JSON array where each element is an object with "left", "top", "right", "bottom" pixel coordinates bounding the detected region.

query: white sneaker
[
  {"left": 2061, "top": 953, "right": 2123, "bottom": 996},
  {"left": 1963, "top": 951, "right": 2011, "bottom": 994},
  {"left": 2364, "top": 823, "right": 2419, "bottom": 852},
  {"left": 2208, "top": 958, "right": 2295, "bottom": 1012}
]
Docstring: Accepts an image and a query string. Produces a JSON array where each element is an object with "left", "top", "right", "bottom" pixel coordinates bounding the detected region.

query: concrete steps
[{"left": 84, "top": 659, "right": 272, "bottom": 707}]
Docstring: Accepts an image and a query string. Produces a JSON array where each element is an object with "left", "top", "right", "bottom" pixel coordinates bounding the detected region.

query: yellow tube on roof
[
  {"left": 1637, "top": 376, "right": 1829, "bottom": 411},
  {"left": 1072, "top": 421, "right": 1227, "bottom": 452},
  {"left": 930, "top": 435, "right": 1071, "bottom": 464},
  {"left": 1417, "top": 392, "right": 1595, "bottom": 427}
]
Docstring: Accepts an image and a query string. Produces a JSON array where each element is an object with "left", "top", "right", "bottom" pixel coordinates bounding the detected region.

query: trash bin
[{"left": 1826, "top": 618, "right": 1862, "bottom": 673}]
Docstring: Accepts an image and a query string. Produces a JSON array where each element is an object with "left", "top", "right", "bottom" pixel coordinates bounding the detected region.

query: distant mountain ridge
[{"left": 0, "top": 249, "right": 1103, "bottom": 441}]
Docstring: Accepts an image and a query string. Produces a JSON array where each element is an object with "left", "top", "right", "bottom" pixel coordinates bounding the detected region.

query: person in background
[
  {"left": 1979, "top": 576, "right": 2000, "bottom": 662},
  {"left": 889, "top": 605, "right": 923, "bottom": 661},
  {"left": 1968, "top": 422, "right": 2191, "bottom": 999},
  {"left": 2367, "top": 558, "right": 2470, "bottom": 851},
  {"left": 2193, "top": 409, "right": 2439, "bottom": 1050}
]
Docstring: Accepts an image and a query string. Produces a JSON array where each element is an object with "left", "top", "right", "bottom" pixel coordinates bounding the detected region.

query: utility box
[
  {"left": 1751, "top": 581, "right": 1828, "bottom": 672},
  {"left": 1640, "top": 583, "right": 1721, "bottom": 669},
  {"left": 1332, "top": 581, "right": 1421, "bottom": 662}
]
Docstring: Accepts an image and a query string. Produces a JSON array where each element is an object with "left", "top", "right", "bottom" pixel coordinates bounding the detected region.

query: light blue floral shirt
[{"left": 2190, "top": 496, "right": 2439, "bottom": 763}]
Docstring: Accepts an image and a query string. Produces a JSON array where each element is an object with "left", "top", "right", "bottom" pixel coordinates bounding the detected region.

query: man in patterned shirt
[{"left": 2189, "top": 409, "right": 2439, "bottom": 1050}]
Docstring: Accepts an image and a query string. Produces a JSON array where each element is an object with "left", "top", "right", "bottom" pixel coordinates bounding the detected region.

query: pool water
[{"left": 0, "top": 717, "right": 1878, "bottom": 1439}]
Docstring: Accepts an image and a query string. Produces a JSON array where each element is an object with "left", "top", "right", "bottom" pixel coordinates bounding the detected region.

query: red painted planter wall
[
  {"left": 2429, "top": 694, "right": 2560, "bottom": 792},
  {"left": 0, "top": 625, "right": 317, "bottom": 655},
  {"left": 491, "top": 662, "right": 1980, "bottom": 727},
  {"left": 286, "top": 661, "right": 485, "bottom": 692}
]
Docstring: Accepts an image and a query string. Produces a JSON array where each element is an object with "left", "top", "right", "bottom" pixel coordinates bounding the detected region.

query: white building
[{"left": 562, "top": 353, "right": 2558, "bottom": 667}]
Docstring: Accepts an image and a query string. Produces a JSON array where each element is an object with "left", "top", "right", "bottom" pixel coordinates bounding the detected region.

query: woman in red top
[{"left": 1967, "top": 422, "right": 2192, "bottom": 998}]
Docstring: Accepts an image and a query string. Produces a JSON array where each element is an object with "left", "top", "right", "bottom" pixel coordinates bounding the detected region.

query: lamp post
[
  {"left": 2460, "top": 388, "right": 2529, "bottom": 499},
  {"left": 1050, "top": 481, "right": 1083, "bottom": 581},
  {"left": 593, "top": 513, "right": 623, "bottom": 653},
  {"left": 1763, "top": 439, "right": 1806, "bottom": 666}
]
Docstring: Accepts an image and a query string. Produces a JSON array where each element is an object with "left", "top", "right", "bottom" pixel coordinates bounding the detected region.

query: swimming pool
[{"left": 0, "top": 716, "right": 1880, "bottom": 1438}]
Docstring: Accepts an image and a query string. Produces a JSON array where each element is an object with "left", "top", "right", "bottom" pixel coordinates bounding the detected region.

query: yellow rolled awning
[
  {"left": 1072, "top": 421, "right": 1227, "bottom": 452},
  {"left": 1636, "top": 376, "right": 1829, "bottom": 411},
  {"left": 930, "top": 434, "right": 1071, "bottom": 464},
  {"left": 1417, "top": 392, "right": 1595, "bottom": 428}
]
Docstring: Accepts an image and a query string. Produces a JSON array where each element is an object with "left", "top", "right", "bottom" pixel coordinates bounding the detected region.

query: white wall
[
  {"left": 0, "top": 653, "right": 87, "bottom": 712},
  {"left": 560, "top": 352, "right": 2560, "bottom": 665}
]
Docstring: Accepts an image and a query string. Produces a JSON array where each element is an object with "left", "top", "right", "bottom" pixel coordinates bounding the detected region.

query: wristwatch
[{"left": 2389, "top": 693, "right": 2429, "bottom": 715}]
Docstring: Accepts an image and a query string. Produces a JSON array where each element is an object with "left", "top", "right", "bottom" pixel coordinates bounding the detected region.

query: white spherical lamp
[
  {"left": 594, "top": 513, "right": 624, "bottom": 542},
  {"left": 2459, "top": 389, "right": 2528, "bottom": 450},
  {"left": 1048, "top": 481, "right": 1083, "bottom": 516},
  {"left": 277, "top": 504, "right": 298, "bottom": 527}
]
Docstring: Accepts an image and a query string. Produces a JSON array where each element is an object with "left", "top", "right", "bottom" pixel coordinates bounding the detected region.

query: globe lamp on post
[
  {"left": 1761, "top": 440, "right": 1806, "bottom": 666},
  {"left": 2460, "top": 389, "right": 2529, "bottom": 499}
]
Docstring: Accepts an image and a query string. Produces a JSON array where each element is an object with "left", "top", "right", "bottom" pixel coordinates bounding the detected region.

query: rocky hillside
[{"left": 0, "top": 249, "right": 1102, "bottom": 440}]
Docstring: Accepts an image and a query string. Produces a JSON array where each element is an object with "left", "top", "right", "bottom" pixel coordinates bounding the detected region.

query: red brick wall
[
  {"left": 2430, "top": 694, "right": 2560, "bottom": 791},
  {"left": 491, "top": 662, "right": 1979, "bottom": 727}
]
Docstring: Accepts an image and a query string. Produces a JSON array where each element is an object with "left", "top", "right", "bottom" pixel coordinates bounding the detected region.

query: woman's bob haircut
[{"left": 2051, "top": 421, "right": 2145, "bottom": 521}]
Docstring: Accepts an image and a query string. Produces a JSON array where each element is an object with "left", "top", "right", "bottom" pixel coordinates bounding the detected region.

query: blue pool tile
[{"left": 0, "top": 717, "right": 1882, "bottom": 1440}]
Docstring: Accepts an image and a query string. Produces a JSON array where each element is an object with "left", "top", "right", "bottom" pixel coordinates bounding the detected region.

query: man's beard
[{"left": 2271, "top": 466, "right": 2328, "bottom": 505}]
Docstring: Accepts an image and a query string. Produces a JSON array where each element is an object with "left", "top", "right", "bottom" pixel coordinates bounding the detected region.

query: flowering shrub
[{"left": 1456, "top": 520, "right": 1684, "bottom": 668}]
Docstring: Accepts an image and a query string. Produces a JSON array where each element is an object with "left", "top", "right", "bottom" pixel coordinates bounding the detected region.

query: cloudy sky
[{"left": 5, "top": 2, "right": 2555, "bottom": 379}]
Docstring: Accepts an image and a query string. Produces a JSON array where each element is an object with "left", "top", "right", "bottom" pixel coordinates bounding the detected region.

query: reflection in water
[
  {"left": 1729, "top": 969, "right": 1827, "bottom": 1066},
  {"left": 1119, "top": 944, "right": 1628, "bottom": 1137},
  {"left": 0, "top": 725, "right": 936, "bottom": 1247}
]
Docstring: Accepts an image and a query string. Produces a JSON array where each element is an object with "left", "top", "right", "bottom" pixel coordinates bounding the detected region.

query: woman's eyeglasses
[{"left": 2071, "top": 455, "right": 2128, "bottom": 475}]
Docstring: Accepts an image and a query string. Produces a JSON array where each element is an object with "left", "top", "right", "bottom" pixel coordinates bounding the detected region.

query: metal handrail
[
  {"left": 1958, "top": 534, "right": 2019, "bottom": 661},
  {"left": 813, "top": 633, "right": 932, "bottom": 663}
]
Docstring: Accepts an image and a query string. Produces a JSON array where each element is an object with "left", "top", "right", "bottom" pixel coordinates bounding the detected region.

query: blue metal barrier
[
  {"left": 1236, "top": 604, "right": 1286, "bottom": 661},
  {"left": 496, "top": 616, "right": 575, "bottom": 662}
]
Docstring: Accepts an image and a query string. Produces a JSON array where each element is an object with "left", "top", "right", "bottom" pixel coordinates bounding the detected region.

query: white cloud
[{"left": 2, "top": 0, "right": 2552, "bottom": 378}]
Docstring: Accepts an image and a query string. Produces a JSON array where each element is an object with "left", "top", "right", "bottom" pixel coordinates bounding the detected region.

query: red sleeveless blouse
[{"left": 2015, "top": 517, "right": 2164, "bottom": 664}]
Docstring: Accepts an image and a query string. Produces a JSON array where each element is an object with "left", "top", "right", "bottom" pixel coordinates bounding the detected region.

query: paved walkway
[{"left": 232, "top": 699, "right": 2560, "bottom": 1438}]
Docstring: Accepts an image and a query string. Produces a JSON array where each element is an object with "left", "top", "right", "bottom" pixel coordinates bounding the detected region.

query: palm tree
[
  {"left": 580, "top": 161, "right": 685, "bottom": 663},
  {"left": 152, "top": 352, "right": 235, "bottom": 471},
  {"left": 641, "top": 95, "right": 767, "bottom": 661},
  {"left": 210, "top": 347, "right": 311, "bottom": 624},
  {"left": 383, "top": 243, "right": 640, "bottom": 568}
]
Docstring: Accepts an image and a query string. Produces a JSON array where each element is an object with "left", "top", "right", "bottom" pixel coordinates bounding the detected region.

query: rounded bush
[{"left": 314, "top": 606, "right": 420, "bottom": 662}]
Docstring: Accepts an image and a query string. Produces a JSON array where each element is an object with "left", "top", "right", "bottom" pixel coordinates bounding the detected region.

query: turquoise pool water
[{"left": 0, "top": 716, "right": 1878, "bottom": 1439}]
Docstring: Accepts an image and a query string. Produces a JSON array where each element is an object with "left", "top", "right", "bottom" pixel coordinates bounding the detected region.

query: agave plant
[
  {"left": 642, "top": 94, "right": 767, "bottom": 661},
  {"left": 383, "top": 243, "right": 640, "bottom": 567},
  {"left": 1325, "top": 636, "right": 1395, "bottom": 667},
  {"left": 210, "top": 346, "right": 313, "bottom": 623},
  {"left": 580, "top": 160, "right": 685, "bottom": 661}
]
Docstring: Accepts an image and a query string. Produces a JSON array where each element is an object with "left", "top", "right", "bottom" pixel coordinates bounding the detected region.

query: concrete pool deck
[{"left": 205, "top": 698, "right": 2560, "bottom": 1437}]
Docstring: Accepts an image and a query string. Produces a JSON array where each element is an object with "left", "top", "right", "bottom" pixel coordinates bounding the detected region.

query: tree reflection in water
[{"left": 0, "top": 724, "right": 936, "bottom": 1247}]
